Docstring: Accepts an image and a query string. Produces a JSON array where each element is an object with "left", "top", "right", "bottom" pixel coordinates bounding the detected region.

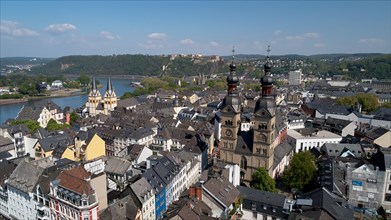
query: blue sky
[{"left": 1, "top": 1, "right": 390, "bottom": 57}]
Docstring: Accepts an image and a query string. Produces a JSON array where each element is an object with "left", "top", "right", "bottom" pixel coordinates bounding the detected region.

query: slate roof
[
  {"left": 203, "top": 176, "right": 239, "bottom": 208},
  {"left": 130, "top": 176, "right": 154, "bottom": 204},
  {"left": 295, "top": 187, "right": 354, "bottom": 220},
  {"left": 126, "top": 144, "right": 145, "bottom": 161},
  {"left": 105, "top": 157, "right": 132, "bottom": 175},
  {"left": 117, "top": 97, "right": 139, "bottom": 108},
  {"left": 273, "top": 141, "right": 294, "bottom": 169},
  {"left": 38, "top": 133, "right": 74, "bottom": 152},
  {"left": 365, "top": 126, "right": 390, "bottom": 140},
  {"left": 238, "top": 185, "right": 289, "bottom": 219},
  {"left": 0, "top": 160, "right": 18, "bottom": 188},
  {"left": 235, "top": 130, "right": 253, "bottom": 156},
  {"left": 164, "top": 197, "right": 216, "bottom": 220},
  {"left": 0, "top": 136, "right": 13, "bottom": 149},
  {"left": 35, "top": 169, "right": 62, "bottom": 196},
  {"left": 142, "top": 168, "right": 166, "bottom": 195},
  {"left": 371, "top": 107, "right": 391, "bottom": 121},
  {"left": 100, "top": 195, "right": 140, "bottom": 220},
  {"left": 6, "top": 124, "right": 30, "bottom": 136},
  {"left": 320, "top": 143, "right": 363, "bottom": 158},
  {"left": 7, "top": 159, "right": 44, "bottom": 193}
]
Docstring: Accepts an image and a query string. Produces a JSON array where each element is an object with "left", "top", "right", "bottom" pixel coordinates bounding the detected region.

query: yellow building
[
  {"left": 33, "top": 133, "right": 74, "bottom": 160},
  {"left": 60, "top": 132, "right": 106, "bottom": 161}
]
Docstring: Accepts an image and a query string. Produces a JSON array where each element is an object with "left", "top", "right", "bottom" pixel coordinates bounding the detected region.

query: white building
[
  {"left": 6, "top": 160, "right": 44, "bottom": 220},
  {"left": 289, "top": 70, "right": 302, "bottom": 86},
  {"left": 130, "top": 177, "right": 155, "bottom": 220},
  {"left": 287, "top": 129, "right": 342, "bottom": 153}
]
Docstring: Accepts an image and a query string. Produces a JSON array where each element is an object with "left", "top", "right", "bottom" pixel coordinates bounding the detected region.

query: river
[{"left": 0, "top": 77, "right": 135, "bottom": 124}]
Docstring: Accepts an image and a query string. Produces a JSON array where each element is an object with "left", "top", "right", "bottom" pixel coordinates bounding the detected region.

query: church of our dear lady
[{"left": 217, "top": 48, "right": 286, "bottom": 184}]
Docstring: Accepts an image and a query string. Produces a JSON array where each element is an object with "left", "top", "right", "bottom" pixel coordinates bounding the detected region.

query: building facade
[
  {"left": 87, "top": 77, "right": 117, "bottom": 116},
  {"left": 218, "top": 53, "right": 277, "bottom": 183}
]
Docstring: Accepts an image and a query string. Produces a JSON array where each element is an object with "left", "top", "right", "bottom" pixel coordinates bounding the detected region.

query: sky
[{"left": 1, "top": 1, "right": 390, "bottom": 57}]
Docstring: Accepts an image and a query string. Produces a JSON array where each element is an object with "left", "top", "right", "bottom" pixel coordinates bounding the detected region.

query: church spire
[
  {"left": 106, "top": 77, "right": 113, "bottom": 95},
  {"left": 92, "top": 76, "right": 97, "bottom": 92},
  {"left": 227, "top": 46, "right": 239, "bottom": 95},
  {"left": 218, "top": 46, "right": 241, "bottom": 113},
  {"left": 254, "top": 45, "right": 276, "bottom": 116},
  {"left": 261, "top": 45, "right": 273, "bottom": 97}
]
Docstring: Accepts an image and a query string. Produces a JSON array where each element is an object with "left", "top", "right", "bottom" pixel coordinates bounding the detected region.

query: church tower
[
  {"left": 253, "top": 46, "right": 276, "bottom": 174},
  {"left": 103, "top": 77, "right": 117, "bottom": 115},
  {"left": 219, "top": 47, "right": 242, "bottom": 161},
  {"left": 87, "top": 77, "right": 102, "bottom": 116}
]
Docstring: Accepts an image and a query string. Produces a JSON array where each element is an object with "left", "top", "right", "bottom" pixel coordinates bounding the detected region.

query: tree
[
  {"left": 78, "top": 73, "right": 90, "bottom": 86},
  {"left": 282, "top": 151, "right": 317, "bottom": 191},
  {"left": 70, "top": 112, "right": 80, "bottom": 125},
  {"left": 46, "top": 119, "right": 70, "bottom": 131},
  {"left": 250, "top": 167, "right": 277, "bottom": 192},
  {"left": 10, "top": 119, "right": 40, "bottom": 133}
]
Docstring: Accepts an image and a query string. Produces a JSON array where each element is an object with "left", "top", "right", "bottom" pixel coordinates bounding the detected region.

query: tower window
[{"left": 240, "top": 156, "right": 247, "bottom": 170}]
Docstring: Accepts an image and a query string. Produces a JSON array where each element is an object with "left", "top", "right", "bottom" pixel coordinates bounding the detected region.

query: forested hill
[{"left": 30, "top": 54, "right": 226, "bottom": 77}]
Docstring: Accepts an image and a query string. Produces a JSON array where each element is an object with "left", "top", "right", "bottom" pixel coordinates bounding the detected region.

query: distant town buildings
[{"left": 288, "top": 69, "right": 302, "bottom": 86}]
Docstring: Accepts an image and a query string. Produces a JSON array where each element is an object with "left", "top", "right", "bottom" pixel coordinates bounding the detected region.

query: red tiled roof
[{"left": 58, "top": 166, "right": 94, "bottom": 195}]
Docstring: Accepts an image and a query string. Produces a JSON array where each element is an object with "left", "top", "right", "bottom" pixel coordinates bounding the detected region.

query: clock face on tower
[{"left": 225, "top": 129, "right": 232, "bottom": 137}]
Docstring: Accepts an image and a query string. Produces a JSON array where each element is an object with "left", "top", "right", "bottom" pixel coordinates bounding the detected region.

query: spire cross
[
  {"left": 266, "top": 45, "right": 271, "bottom": 57},
  {"left": 232, "top": 46, "right": 235, "bottom": 61}
]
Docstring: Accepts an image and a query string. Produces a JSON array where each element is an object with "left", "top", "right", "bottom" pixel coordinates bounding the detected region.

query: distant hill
[
  {"left": 0, "top": 57, "right": 54, "bottom": 66},
  {"left": 29, "top": 54, "right": 226, "bottom": 77},
  {"left": 4, "top": 53, "right": 390, "bottom": 80},
  {"left": 222, "top": 53, "right": 386, "bottom": 61}
]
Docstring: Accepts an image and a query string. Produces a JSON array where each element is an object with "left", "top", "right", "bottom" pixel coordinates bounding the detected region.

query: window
[
  {"left": 253, "top": 212, "right": 257, "bottom": 219},
  {"left": 385, "top": 193, "right": 391, "bottom": 202},
  {"left": 240, "top": 156, "right": 247, "bottom": 170},
  {"left": 388, "top": 185, "right": 391, "bottom": 191},
  {"left": 263, "top": 149, "right": 267, "bottom": 155}
]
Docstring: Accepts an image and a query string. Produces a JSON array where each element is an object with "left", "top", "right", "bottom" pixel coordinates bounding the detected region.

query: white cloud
[
  {"left": 100, "top": 31, "right": 119, "bottom": 40},
  {"left": 180, "top": 38, "right": 194, "bottom": 45},
  {"left": 314, "top": 43, "right": 325, "bottom": 48},
  {"left": 0, "top": 20, "right": 39, "bottom": 37},
  {"left": 274, "top": 30, "right": 282, "bottom": 35},
  {"left": 303, "top": 32, "right": 320, "bottom": 38},
  {"left": 209, "top": 41, "right": 219, "bottom": 47},
  {"left": 45, "top": 23, "right": 76, "bottom": 34},
  {"left": 358, "top": 38, "right": 383, "bottom": 44},
  {"left": 286, "top": 32, "right": 320, "bottom": 40},
  {"left": 148, "top": 32, "right": 167, "bottom": 40}
]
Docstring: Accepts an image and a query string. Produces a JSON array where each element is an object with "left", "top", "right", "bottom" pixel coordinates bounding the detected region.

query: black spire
[
  {"left": 227, "top": 46, "right": 239, "bottom": 93},
  {"left": 219, "top": 46, "right": 241, "bottom": 113},
  {"left": 254, "top": 45, "right": 276, "bottom": 116}
]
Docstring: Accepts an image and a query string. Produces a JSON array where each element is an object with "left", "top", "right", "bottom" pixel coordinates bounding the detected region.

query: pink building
[{"left": 49, "top": 166, "right": 99, "bottom": 220}]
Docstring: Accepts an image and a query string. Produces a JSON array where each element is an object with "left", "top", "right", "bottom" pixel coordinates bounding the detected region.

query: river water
[{"left": 0, "top": 77, "right": 135, "bottom": 124}]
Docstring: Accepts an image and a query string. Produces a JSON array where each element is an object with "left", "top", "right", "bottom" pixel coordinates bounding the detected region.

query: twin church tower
[
  {"left": 218, "top": 47, "right": 277, "bottom": 184},
  {"left": 87, "top": 77, "right": 117, "bottom": 116}
]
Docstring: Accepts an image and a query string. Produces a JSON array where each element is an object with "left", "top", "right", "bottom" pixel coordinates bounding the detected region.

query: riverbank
[{"left": 0, "top": 88, "right": 86, "bottom": 106}]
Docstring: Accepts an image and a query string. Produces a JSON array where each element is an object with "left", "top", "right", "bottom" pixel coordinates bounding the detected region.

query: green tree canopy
[
  {"left": 46, "top": 119, "right": 71, "bottom": 131},
  {"left": 10, "top": 119, "right": 40, "bottom": 133},
  {"left": 250, "top": 167, "right": 277, "bottom": 192},
  {"left": 70, "top": 112, "right": 80, "bottom": 126},
  {"left": 282, "top": 151, "right": 317, "bottom": 191},
  {"left": 78, "top": 73, "right": 90, "bottom": 86},
  {"left": 336, "top": 93, "right": 379, "bottom": 113}
]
